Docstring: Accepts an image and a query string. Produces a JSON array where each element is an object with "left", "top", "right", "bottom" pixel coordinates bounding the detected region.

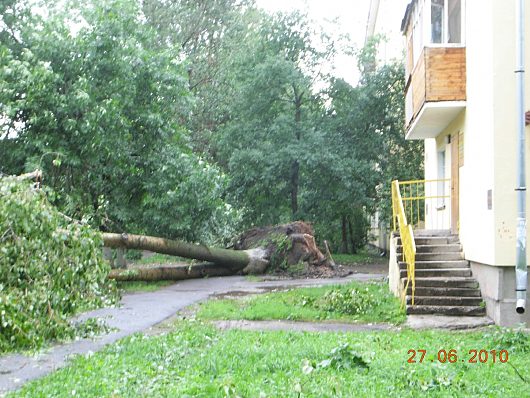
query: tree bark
[
  {"left": 341, "top": 216, "right": 349, "bottom": 253},
  {"left": 108, "top": 263, "right": 235, "bottom": 281},
  {"left": 290, "top": 90, "right": 303, "bottom": 219},
  {"left": 102, "top": 232, "right": 252, "bottom": 269},
  {"left": 290, "top": 160, "right": 299, "bottom": 217},
  {"left": 348, "top": 217, "right": 357, "bottom": 254}
]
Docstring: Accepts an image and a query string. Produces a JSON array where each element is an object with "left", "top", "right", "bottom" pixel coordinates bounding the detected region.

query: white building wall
[
  {"left": 491, "top": 0, "right": 530, "bottom": 266},
  {"left": 457, "top": 0, "right": 496, "bottom": 265}
]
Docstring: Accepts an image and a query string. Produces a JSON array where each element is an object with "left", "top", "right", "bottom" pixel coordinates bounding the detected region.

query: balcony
[{"left": 405, "top": 46, "right": 466, "bottom": 140}]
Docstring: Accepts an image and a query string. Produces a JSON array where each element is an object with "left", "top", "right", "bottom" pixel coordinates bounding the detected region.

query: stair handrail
[{"left": 392, "top": 180, "right": 416, "bottom": 306}]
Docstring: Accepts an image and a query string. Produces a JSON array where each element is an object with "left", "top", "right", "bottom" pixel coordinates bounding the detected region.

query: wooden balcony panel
[
  {"left": 425, "top": 47, "right": 467, "bottom": 102},
  {"left": 406, "top": 46, "right": 466, "bottom": 127},
  {"left": 411, "top": 53, "right": 426, "bottom": 119}
]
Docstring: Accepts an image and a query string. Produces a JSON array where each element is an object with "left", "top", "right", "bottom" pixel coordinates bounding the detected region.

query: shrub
[
  {"left": 0, "top": 175, "right": 118, "bottom": 352},
  {"left": 317, "top": 283, "right": 391, "bottom": 316}
]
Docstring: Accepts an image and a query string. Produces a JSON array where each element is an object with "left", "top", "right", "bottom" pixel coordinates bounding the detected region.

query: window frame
[{"left": 424, "top": 0, "right": 466, "bottom": 47}]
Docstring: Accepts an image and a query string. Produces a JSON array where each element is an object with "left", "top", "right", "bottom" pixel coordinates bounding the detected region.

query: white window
[
  {"left": 431, "top": 0, "right": 444, "bottom": 43},
  {"left": 409, "top": 0, "right": 464, "bottom": 69},
  {"left": 447, "top": 0, "right": 462, "bottom": 43},
  {"left": 412, "top": 0, "right": 425, "bottom": 65},
  {"left": 430, "top": 0, "right": 464, "bottom": 45}
]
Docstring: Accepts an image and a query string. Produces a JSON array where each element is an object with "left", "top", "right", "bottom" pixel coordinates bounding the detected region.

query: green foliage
[
  {"left": 124, "top": 249, "right": 143, "bottom": 260},
  {"left": 258, "top": 233, "right": 292, "bottom": 271},
  {"left": 316, "top": 283, "right": 392, "bottom": 316},
  {"left": 197, "top": 281, "right": 405, "bottom": 324},
  {"left": 319, "top": 56, "right": 423, "bottom": 250},
  {"left": 215, "top": 10, "right": 336, "bottom": 224},
  {"left": 1, "top": 0, "right": 423, "bottom": 254},
  {"left": 484, "top": 326, "right": 530, "bottom": 353},
  {"left": 316, "top": 343, "right": 370, "bottom": 370},
  {"left": 0, "top": 176, "right": 118, "bottom": 352},
  {"left": 349, "top": 208, "right": 370, "bottom": 253},
  {"left": 1, "top": 0, "right": 191, "bottom": 228},
  {"left": 9, "top": 322, "right": 530, "bottom": 397},
  {"left": 0, "top": 0, "right": 243, "bottom": 244},
  {"left": 143, "top": 0, "right": 254, "bottom": 155},
  {"left": 141, "top": 150, "right": 243, "bottom": 244}
]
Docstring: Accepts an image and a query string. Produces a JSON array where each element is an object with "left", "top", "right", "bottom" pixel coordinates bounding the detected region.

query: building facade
[{"left": 400, "top": 0, "right": 530, "bottom": 326}]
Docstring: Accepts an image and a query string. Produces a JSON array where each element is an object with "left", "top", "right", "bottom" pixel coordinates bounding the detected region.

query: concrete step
[
  {"left": 397, "top": 236, "right": 460, "bottom": 246},
  {"left": 397, "top": 244, "right": 462, "bottom": 254},
  {"left": 406, "top": 305, "right": 486, "bottom": 316},
  {"left": 406, "top": 296, "right": 484, "bottom": 306},
  {"left": 406, "top": 286, "right": 482, "bottom": 297},
  {"left": 415, "top": 252, "right": 463, "bottom": 261},
  {"left": 412, "top": 229, "right": 452, "bottom": 237},
  {"left": 403, "top": 277, "right": 479, "bottom": 289},
  {"left": 399, "top": 260, "right": 469, "bottom": 269},
  {"left": 399, "top": 268, "right": 472, "bottom": 278}
]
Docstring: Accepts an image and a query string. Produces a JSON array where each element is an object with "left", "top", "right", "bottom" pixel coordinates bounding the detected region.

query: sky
[{"left": 254, "top": 0, "right": 410, "bottom": 85}]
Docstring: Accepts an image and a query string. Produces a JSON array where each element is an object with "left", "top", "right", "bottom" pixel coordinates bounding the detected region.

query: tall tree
[
  {"left": 216, "top": 10, "right": 335, "bottom": 224},
  {"left": 0, "top": 0, "right": 241, "bottom": 243},
  {"left": 142, "top": 0, "right": 254, "bottom": 155},
  {"left": 322, "top": 56, "right": 423, "bottom": 252}
]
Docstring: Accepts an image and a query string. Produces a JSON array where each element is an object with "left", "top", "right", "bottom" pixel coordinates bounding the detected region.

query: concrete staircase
[{"left": 397, "top": 230, "right": 486, "bottom": 316}]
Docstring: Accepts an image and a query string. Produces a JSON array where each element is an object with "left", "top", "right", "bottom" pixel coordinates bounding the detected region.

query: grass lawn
[
  {"left": 333, "top": 251, "right": 381, "bottom": 266},
  {"left": 196, "top": 281, "right": 406, "bottom": 325},
  {"left": 8, "top": 322, "right": 530, "bottom": 397}
]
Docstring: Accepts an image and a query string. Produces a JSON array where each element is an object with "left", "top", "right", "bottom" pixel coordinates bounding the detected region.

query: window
[
  {"left": 407, "top": 0, "right": 464, "bottom": 69},
  {"left": 448, "top": 0, "right": 462, "bottom": 43},
  {"left": 431, "top": 0, "right": 463, "bottom": 44},
  {"left": 431, "top": 0, "right": 444, "bottom": 43},
  {"left": 412, "top": 0, "right": 425, "bottom": 65}
]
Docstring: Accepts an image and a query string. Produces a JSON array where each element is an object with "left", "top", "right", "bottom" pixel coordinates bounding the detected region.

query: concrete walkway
[
  {"left": 211, "top": 316, "right": 494, "bottom": 333},
  {"left": 0, "top": 273, "right": 380, "bottom": 394},
  {"left": 0, "top": 272, "right": 496, "bottom": 395},
  {"left": 213, "top": 319, "right": 395, "bottom": 332}
]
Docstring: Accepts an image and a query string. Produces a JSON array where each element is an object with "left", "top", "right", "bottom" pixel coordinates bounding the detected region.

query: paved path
[
  {"left": 0, "top": 274, "right": 380, "bottom": 394},
  {"left": 213, "top": 320, "right": 395, "bottom": 332},
  {"left": 0, "top": 272, "right": 496, "bottom": 395}
]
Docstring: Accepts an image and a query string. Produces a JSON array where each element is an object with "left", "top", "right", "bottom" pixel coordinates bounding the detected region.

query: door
[{"left": 450, "top": 132, "right": 460, "bottom": 234}]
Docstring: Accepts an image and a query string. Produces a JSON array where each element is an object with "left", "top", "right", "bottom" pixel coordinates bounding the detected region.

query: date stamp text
[{"left": 407, "top": 349, "right": 509, "bottom": 364}]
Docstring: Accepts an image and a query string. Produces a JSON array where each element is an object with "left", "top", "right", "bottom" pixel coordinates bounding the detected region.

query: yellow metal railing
[
  {"left": 392, "top": 181, "right": 417, "bottom": 306},
  {"left": 393, "top": 179, "right": 451, "bottom": 231},
  {"left": 391, "top": 179, "right": 451, "bottom": 306}
]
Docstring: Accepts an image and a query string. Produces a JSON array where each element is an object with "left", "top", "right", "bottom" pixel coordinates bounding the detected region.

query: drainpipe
[{"left": 515, "top": 0, "right": 527, "bottom": 314}]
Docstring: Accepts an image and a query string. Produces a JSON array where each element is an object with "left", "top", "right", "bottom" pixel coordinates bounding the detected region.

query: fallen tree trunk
[
  {"left": 102, "top": 232, "right": 268, "bottom": 275},
  {"left": 102, "top": 232, "right": 250, "bottom": 269},
  {"left": 108, "top": 263, "right": 234, "bottom": 281},
  {"left": 102, "top": 222, "right": 330, "bottom": 281}
]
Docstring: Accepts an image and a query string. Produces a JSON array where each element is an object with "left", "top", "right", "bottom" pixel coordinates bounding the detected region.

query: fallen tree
[
  {"left": 104, "top": 221, "right": 331, "bottom": 281},
  {"left": 107, "top": 263, "right": 234, "bottom": 281}
]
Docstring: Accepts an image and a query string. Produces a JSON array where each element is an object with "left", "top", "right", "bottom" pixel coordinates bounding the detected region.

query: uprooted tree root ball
[
  {"left": 105, "top": 222, "right": 337, "bottom": 281},
  {"left": 232, "top": 221, "right": 332, "bottom": 274}
]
